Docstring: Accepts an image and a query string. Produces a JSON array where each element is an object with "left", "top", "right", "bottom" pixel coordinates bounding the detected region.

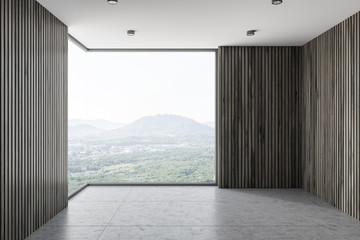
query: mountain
[
  {"left": 69, "top": 124, "right": 106, "bottom": 138},
  {"left": 111, "top": 114, "right": 214, "bottom": 137},
  {"left": 204, "top": 121, "right": 215, "bottom": 128},
  {"left": 69, "top": 119, "right": 126, "bottom": 130}
]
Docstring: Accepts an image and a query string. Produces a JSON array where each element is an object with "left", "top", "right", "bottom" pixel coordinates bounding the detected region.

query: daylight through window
[{"left": 68, "top": 41, "right": 216, "bottom": 193}]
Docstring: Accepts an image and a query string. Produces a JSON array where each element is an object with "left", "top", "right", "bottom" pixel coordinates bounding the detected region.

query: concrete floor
[{"left": 26, "top": 186, "right": 360, "bottom": 240}]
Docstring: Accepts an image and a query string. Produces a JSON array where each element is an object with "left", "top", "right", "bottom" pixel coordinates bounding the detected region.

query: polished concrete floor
[{"left": 26, "top": 186, "right": 360, "bottom": 240}]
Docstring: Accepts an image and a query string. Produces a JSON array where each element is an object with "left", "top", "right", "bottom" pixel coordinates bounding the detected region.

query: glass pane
[{"left": 68, "top": 41, "right": 216, "bottom": 194}]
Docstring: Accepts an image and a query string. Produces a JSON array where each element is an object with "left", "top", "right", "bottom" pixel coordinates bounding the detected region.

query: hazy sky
[{"left": 68, "top": 41, "right": 215, "bottom": 124}]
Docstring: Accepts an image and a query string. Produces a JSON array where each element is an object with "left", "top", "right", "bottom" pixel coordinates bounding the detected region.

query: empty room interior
[{"left": 1, "top": 0, "right": 360, "bottom": 239}]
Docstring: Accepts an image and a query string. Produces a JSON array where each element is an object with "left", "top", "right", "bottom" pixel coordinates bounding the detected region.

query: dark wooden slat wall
[
  {"left": 302, "top": 12, "right": 360, "bottom": 221},
  {"left": 217, "top": 47, "right": 303, "bottom": 188},
  {"left": 0, "top": 0, "right": 68, "bottom": 239}
]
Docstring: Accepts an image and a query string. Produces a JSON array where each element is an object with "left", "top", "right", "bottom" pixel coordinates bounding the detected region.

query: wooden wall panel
[
  {"left": 217, "top": 47, "right": 302, "bottom": 188},
  {"left": 0, "top": 0, "right": 68, "bottom": 239},
  {"left": 302, "top": 11, "right": 360, "bottom": 220}
]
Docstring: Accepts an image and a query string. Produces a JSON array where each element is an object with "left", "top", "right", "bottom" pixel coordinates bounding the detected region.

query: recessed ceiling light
[
  {"left": 272, "top": 0, "right": 283, "bottom": 5},
  {"left": 247, "top": 30, "right": 256, "bottom": 36},
  {"left": 127, "top": 30, "right": 135, "bottom": 36},
  {"left": 107, "top": 0, "right": 118, "bottom": 5}
]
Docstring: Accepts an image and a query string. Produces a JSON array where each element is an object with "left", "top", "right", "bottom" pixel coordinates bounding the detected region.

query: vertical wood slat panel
[
  {"left": 217, "top": 46, "right": 302, "bottom": 188},
  {"left": 0, "top": 0, "right": 68, "bottom": 239},
  {"left": 303, "top": 11, "right": 360, "bottom": 221}
]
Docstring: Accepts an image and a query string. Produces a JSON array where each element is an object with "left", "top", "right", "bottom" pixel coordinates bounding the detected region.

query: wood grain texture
[
  {"left": 0, "top": 0, "right": 68, "bottom": 239},
  {"left": 302, "top": 11, "right": 360, "bottom": 221},
  {"left": 217, "top": 46, "right": 303, "bottom": 188}
]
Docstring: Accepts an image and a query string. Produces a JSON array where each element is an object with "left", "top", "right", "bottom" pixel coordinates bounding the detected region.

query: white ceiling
[{"left": 37, "top": 0, "right": 360, "bottom": 49}]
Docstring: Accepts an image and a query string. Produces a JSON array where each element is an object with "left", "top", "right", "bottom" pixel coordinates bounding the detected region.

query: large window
[{"left": 68, "top": 41, "right": 216, "bottom": 193}]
